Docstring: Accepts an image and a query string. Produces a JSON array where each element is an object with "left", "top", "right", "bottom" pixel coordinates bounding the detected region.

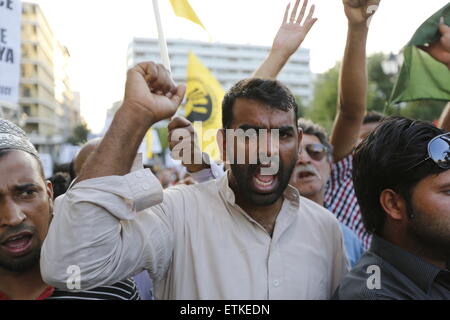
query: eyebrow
[
  {"left": 0, "top": 183, "right": 41, "bottom": 197},
  {"left": 238, "top": 125, "right": 295, "bottom": 132},
  {"left": 437, "top": 183, "right": 450, "bottom": 190},
  {"left": 13, "top": 183, "right": 41, "bottom": 192},
  {"left": 278, "top": 126, "right": 295, "bottom": 134}
]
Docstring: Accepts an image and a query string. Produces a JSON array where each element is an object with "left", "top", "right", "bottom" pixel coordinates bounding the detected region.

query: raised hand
[
  {"left": 271, "top": 0, "right": 318, "bottom": 58},
  {"left": 343, "top": 0, "right": 380, "bottom": 27},
  {"left": 422, "top": 20, "right": 450, "bottom": 70},
  {"left": 168, "top": 116, "right": 208, "bottom": 173},
  {"left": 123, "top": 62, "right": 186, "bottom": 126}
]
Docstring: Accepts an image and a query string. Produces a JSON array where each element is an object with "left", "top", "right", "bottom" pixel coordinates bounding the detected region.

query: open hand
[
  {"left": 271, "top": 0, "right": 318, "bottom": 58},
  {"left": 168, "top": 116, "right": 208, "bottom": 172}
]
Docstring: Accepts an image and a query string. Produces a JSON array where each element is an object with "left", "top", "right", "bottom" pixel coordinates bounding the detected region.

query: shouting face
[
  {"left": 0, "top": 150, "right": 53, "bottom": 273},
  {"left": 222, "top": 98, "right": 300, "bottom": 206},
  {"left": 290, "top": 134, "right": 332, "bottom": 200}
]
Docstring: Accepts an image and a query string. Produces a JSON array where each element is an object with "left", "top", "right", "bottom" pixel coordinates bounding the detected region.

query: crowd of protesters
[{"left": 0, "top": 0, "right": 449, "bottom": 300}]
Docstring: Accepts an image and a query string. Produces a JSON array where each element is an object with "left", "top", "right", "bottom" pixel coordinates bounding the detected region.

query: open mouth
[
  {"left": 298, "top": 171, "right": 316, "bottom": 179},
  {"left": 251, "top": 170, "right": 279, "bottom": 194},
  {"left": 0, "top": 232, "right": 34, "bottom": 256}
]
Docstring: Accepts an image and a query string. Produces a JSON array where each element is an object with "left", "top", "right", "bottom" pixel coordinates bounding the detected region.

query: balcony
[{"left": 19, "top": 97, "right": 57, "bottom": 111}]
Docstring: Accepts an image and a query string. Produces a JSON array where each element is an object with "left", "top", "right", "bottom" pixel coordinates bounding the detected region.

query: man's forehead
[
  {"left": 421, "top": 169, "right": 450, "bottom": 188},
  {"left": 231, "top": 98, "right": 296, "bottom": 128},
  {"left": 0, "top": 150, "right": 43, "bottom": 184},
  {"left": 301, "top": 134, "right": 321, "bottom": 144}
]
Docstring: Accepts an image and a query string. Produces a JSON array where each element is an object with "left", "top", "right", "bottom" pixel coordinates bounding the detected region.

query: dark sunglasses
[
  {"left": 406, "top": 133, "right": 450, "bottom": 171},
  {"left": 301, "top": 143, "right": 329, "bottom": 161}
]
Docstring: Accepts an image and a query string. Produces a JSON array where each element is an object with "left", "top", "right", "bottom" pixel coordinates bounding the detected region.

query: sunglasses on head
[
  {"left": 406, "top": 133, "right": 450, "bottom": 171},
  {"left": 301, "top": 143, "right": 329, "bottom": 161}
]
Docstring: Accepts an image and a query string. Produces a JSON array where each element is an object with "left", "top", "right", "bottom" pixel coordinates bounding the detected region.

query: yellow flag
[
  {"left": 185, "top": 52, "right": 224, "bottom": 161},
  {"left": 146, "top": 129, "right": 153, "bottom": 159},
  {"left": 169, "top": 0, "right": 206, "bottom": 31}
]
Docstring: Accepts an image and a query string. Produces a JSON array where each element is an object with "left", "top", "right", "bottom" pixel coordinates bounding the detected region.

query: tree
[
  {"left": 307, "top": 52, "right": 447, "bottom": 130},
  {"left": 67, "top": 122, "right": 90, "bottom": 145},
  {"left": 401, "top": 100, "right": 447, "bottom": 122},
  {"left": 306, "top": 62, "right": 340, "bottom": 131},
  {"left": 367, "top": 53, "right": 396, "bottom": 113},
  {"left": 295, "top": 95, "right": 306, "bottom": 119}
]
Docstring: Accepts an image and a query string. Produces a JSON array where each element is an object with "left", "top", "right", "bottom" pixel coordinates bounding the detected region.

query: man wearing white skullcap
[{"left": 0, "top": 119, "right": 141, "bottom": 300}]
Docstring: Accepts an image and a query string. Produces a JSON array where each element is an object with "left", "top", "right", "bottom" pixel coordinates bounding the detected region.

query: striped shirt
[
  {"left": 46, "top": 278, "right": 140, "bottom": 300},
  {"left": 0, "top": 278, "right": 140, "bottom": 300},
  {"left": 324, "top": 154, "right": 371, "bottom": 249}
]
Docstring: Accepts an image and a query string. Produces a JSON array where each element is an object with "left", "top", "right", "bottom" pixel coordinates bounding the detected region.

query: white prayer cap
[{"left": 0, "top": 119, "right": 39, "bottom": 159}]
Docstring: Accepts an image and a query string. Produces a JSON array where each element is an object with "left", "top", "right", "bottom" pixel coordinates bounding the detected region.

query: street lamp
[{"left": 382, "top": 53, "right": 400, "bottom": 76}]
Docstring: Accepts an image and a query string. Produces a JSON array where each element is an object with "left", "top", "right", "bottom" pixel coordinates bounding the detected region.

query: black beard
[
  {"left": 406, "top": 200, "right": 450, "bottom": 263},
  {"left": 230, "top": 159, "right": 296, "bottom": 207},
  {"left": 0, "top": 247, "right": 41, "bottom": 273},
  {"left": 0, "top": 225, "right": 41, "bottom": 273}
]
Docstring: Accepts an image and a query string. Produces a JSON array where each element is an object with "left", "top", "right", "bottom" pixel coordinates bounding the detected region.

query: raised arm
[
  {"left": 330, "top": 0, "right": 380, "bottom": 162},
  {"left": 77, "top": 62, "right": 186, "bottom": 182},
  {"left": 40, "top": 63, "right": 186, "bottom": 290},
  {"left": 253, "top": 0, "right": 317, "bottom": 79}
]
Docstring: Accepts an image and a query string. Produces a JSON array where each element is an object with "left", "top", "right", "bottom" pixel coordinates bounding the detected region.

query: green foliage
[
  {"left": 295, "top": 95, "right": 306, "bottom": 119},
  {"left": 67, "top": 122, "right": 90, "bottom": 145},
  {"left": 307, "top": 52, "right": 447, "bottom": 131},
  {"left": 367, "top": 53, "right": 396, "bottom": 113},
  {"left": 401, "top": 100, "right": 447, "bottom": 122},
  {"left": 306, "top": 63, "right": 340, "bottom": 132}
]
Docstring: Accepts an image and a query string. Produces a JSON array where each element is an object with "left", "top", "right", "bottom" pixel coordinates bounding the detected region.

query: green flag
[{"left": 389, "top": 4, "right": 450, "bottom": 106}]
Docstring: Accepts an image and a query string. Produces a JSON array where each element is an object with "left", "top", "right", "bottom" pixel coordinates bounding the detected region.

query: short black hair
[
  {"left": 48, "top": 172, "right": 70, "bottom": 199},
  {"left": 297, "top": 118, "right": 333, "bottom": 160},
  {"left": 222, "top": 78, "right": 298, "bottom": 128},
  {"left": 363, "top": 111, "right": 385, "bottom": 125},
  {"left": 0, "top": 149, "right": 45, "bottom": 179},
  {"left": 353, "top": 117, "right": 446, "bottom": 235}
]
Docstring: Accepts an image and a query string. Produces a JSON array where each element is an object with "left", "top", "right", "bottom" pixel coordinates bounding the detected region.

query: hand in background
[
  {"left": 343, "top": 0, "right": 381, "bottom": 27},
  {"left": 422, "top": 19, "right": 450, "bottom": 70},
  {"left": 168, "top": 116, "right": 209, "bottom": 173},
  {"left": 271, "top": 0, "right": 318, "bottom": 59}
]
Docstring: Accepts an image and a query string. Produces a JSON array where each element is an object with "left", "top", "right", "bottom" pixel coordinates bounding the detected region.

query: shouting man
[
  {"left": 0, "top": 119, "right": 139, "bottom": 300},
  {"left": 40, "top": 65, "right": 348, "bottom": 299}
]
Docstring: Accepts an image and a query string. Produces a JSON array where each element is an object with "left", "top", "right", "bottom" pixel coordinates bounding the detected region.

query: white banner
[{"left": 0, "top": 0, "right": 21, "bottom": 104}]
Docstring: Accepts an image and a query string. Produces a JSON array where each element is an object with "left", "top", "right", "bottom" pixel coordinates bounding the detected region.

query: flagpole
[{"left": 152, "top": 0, "right": 171, "bottom": 72}]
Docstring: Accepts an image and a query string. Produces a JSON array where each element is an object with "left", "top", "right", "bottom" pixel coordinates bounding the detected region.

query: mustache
[
  {"left": 0, "top": 224, "right": 36, "bottom": 244},
  {"left": 248, "top": 156, "right": 281, "bottom": 174},
  {"left": 293, "top": 164, "right": 322, "bottom": 181}
]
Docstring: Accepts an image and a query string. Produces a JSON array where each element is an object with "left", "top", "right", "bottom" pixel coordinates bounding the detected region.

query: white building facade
[{"left": 127, "top": 38, "right": 313, "bottom": 104}]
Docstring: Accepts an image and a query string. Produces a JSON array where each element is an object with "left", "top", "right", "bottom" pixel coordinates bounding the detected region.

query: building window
[
  {"left": 23, "top": 87, "right": 31, "bottom": 97},
  {"left": 22, "top": 105, "right": 31, "bottom": 116}
]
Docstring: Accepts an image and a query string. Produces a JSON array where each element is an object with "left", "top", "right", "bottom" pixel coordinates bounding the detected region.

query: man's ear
[
  {"left": 217, "top": 129, "right": 226, "bottom": 163},
  {"left": 379, "top": 189, "right": 408, "bottom": 221},
  {"left": 46, "top": 180, "right": 54, "bottom": 201}
]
